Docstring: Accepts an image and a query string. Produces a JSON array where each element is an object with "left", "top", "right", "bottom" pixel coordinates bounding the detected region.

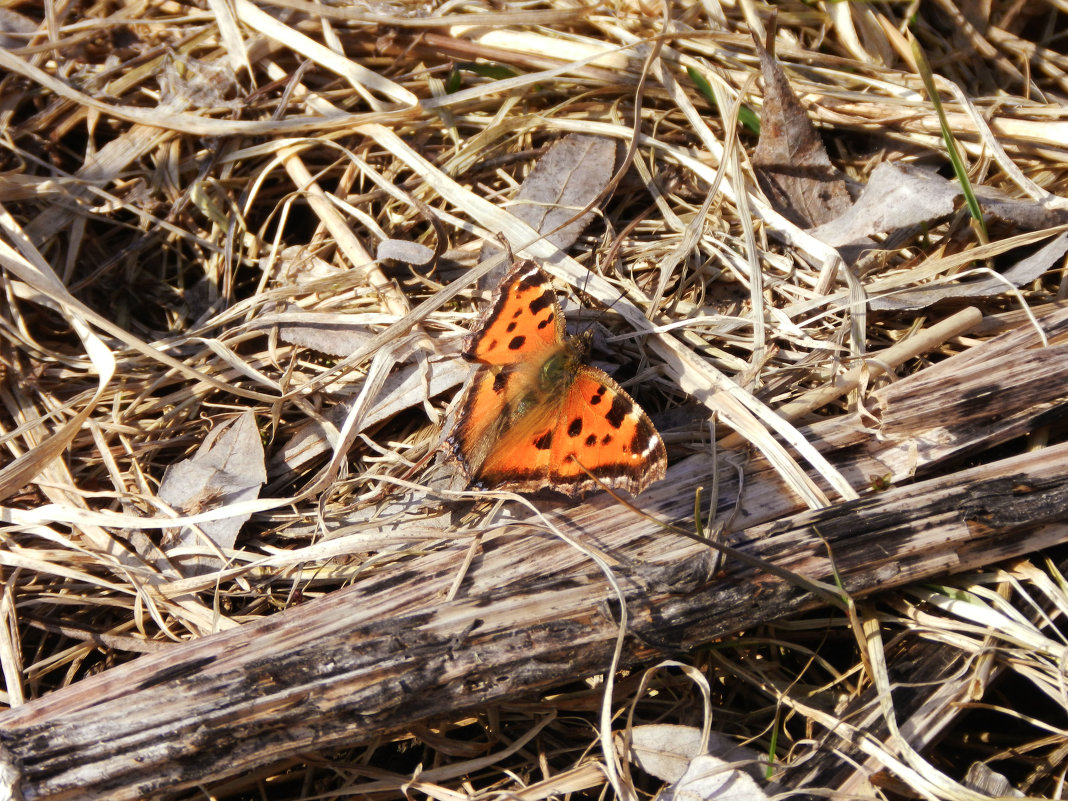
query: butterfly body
[{"left": 445, "top": 260, "right": 666, "bottom": 497}]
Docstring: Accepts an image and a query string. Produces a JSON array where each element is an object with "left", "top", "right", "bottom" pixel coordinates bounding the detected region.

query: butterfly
[{"left": 445, "top": 259, "right": 667, "bottom": 497}]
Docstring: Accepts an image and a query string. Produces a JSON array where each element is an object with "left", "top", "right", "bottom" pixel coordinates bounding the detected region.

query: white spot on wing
[{"left": 638, "top": 434, "right": 661, "bottom": 459}]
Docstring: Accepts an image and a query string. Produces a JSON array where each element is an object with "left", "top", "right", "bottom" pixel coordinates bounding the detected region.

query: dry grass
[{"left": 2, "top": 0, "right": 1068, "bottom": 799}]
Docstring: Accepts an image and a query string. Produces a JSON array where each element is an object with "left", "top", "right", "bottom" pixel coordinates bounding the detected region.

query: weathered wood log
[
  {"left": 2, "top": 307, "right": 1067, "bottom": 801},
  {"left": 3, "top": 442, "right": 1068, "bottom": 801}
]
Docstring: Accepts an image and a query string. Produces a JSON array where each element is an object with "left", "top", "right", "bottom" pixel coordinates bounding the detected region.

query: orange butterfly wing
[
  {"left": 471, "top": 364, "right": 667, "bottom": 496},
  {"left": 445, "top": 259, "right": 666, "bottom": 497},
  {"left": 462, "top": 259, "right": 563, "bottom": 366}
]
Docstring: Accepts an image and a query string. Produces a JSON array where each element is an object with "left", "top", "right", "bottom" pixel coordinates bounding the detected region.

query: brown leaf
[
  {"left": 479, "top": 133, "right": 616, "bottom": 283},
  {"left": 751, "top": 36, "right": 853, "bottom": 228},
  {"left": 154, "top": 411, "right": 266, "bottom": 574},
  {"left": 509, "top": 133, "right": 616, "bottom": 247}
]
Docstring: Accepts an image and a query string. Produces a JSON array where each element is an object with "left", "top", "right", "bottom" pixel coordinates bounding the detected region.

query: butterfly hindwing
[
  {"left": 446, "top": 364, "right": 541, "bottom": 485},
  {"left": 462, "top": 373, "right": 560, "bottom": 492},
  {"left": 463, "top": 363, "right": 666, "bottom": 496},
  {"left": 546, "top": 366, "right": 667, "bottom": 496}
]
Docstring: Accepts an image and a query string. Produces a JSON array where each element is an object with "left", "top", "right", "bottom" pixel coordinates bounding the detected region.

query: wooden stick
[{"left": 2, "top": 442, "right": 1067, "bottom": 801}]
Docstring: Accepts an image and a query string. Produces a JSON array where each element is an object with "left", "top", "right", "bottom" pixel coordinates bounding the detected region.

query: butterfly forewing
[{"left": 464, "top": 260, "right": 564, "bottom": 367}]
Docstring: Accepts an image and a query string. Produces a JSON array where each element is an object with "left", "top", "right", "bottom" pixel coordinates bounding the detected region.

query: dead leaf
[
  {"left": 810, "top": 161, "right": 959, "bottom": 249},
  {"left": 263, "top": 304, "right": 379, "bottom": 358},
  {"left": 751, "top": 35, "right": 853, "bottom": 228},
  {"left": 811, "top": 161, "right": 1068, "bottom": 252},
  {"left": 963, "top": 763, "right": 1025, "bottom": 797},
  {"left": 623, "top": 725, "right": 767, "bottom": 784},
  {"left": 0, "top": 9, "right": 37, "bottom": 49},
  {"left": 377, "top": 238, "right": 434, "bottom": 265},
  {"left": 155, "top": 411, "right": 266, "bottom": 573},
  {"left": 509, "top": 133, "right": 616, "bottom": 247},
  {"left": 264, "top": 244, "right": 346, "bottom": 285},
  {"left": 621, "top": 724, "right": 771, "bottom": 801},
  {"left": 659, "top": 754, "right": 769, "bottom": 801},
  {"left": 976, "top": 189, "right": 1068, "bottom": 230},
  {"left": 478, "top": 133, "right": 616, "bottom": 283}
]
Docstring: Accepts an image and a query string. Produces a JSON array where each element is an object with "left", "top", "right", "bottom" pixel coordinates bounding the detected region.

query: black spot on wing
[
  {"left": 534, "top": 430, "right": 553, "bottom": 450},
  {"left": 590, "top": 386, "right": 607, "bottom": 405},
  {"left": 567, "top": 417, "right": 583, "bottom": 437},
  {"left": 585, "top": 434, "right": 597, "bottom": 447},
  {"left": 519, "top": 270, "right": 544, "bottom": 293},
  {"left": 508, "top": 335, "right": 526, "bottom": 350},
  {"left": 528, "top": 291, "right": 553, "bottom": 315},
  {"left": 605, "top": 393, "right": 632, "bottom": 429},
  {"left": 506, "top": 321, "right": 517, "bottom": 333},
  {"left": 492, "top": 372, "right": 508, "bottom": 393},
  {"left": 536, "top": 315, "right": 554, "bottom": 330},
  {"left": 629, "top": 422, "right": 660, "bottom": 458}
]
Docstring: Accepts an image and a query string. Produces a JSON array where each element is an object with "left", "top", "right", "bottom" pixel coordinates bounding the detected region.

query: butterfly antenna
[
  {"left": 574, "top": 271, "right": 634, "bottom": 343},
  {"left": 494, "top": 232, "right": 515, "bottom": 265}
]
